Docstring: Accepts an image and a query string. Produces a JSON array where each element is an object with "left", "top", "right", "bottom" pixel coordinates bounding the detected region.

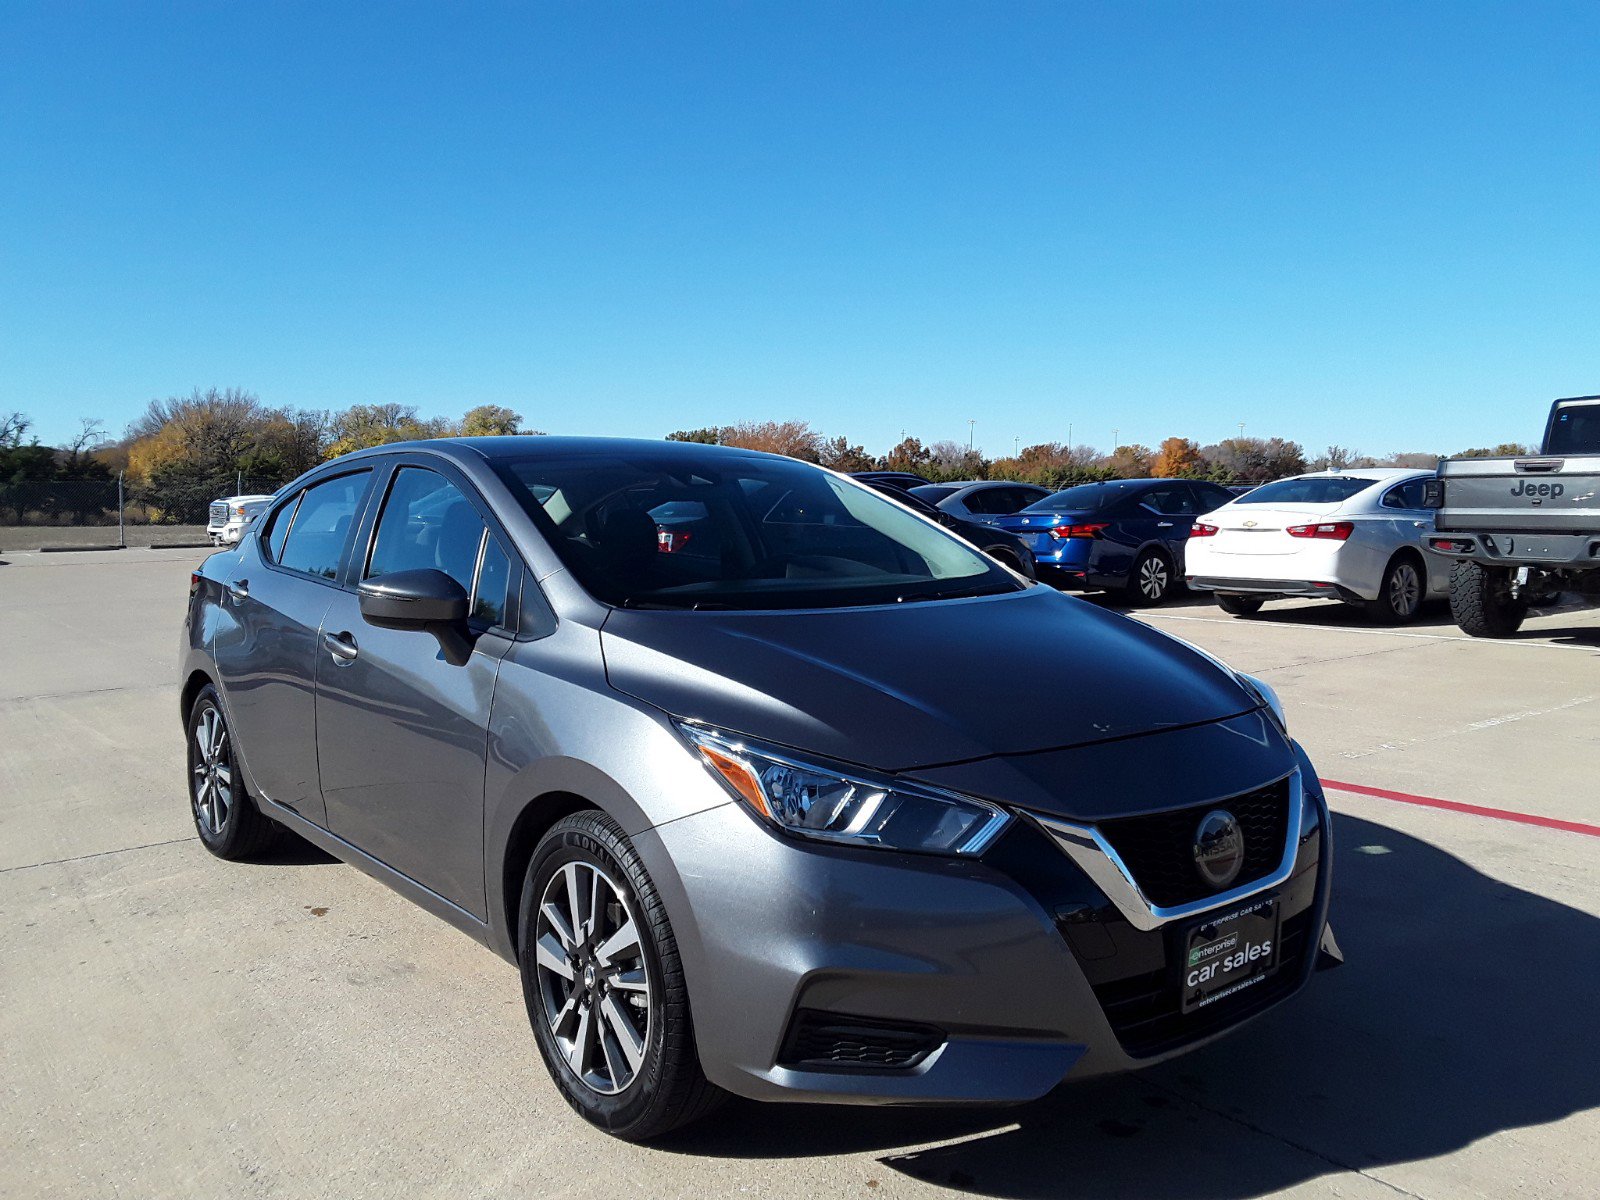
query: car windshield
[
  {"left": 494, "top": 452, "right": 1020, "bottom": 610},
  {"left": 1023, "top": 480, "right": 1149, "bottom": 513},
  {"left": 1234, "top": 476, "right": 1377, "bottom": 505}
]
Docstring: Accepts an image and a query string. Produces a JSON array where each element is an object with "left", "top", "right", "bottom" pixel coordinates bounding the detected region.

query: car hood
[{"left": 600, "top": 585, "right": 1258, "bottom": 773}]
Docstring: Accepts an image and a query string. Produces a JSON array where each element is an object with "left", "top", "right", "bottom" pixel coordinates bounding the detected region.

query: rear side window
[
  {"left": 275, "top": 472, "right": 370, "bottom": 580},
  {"left": 1235, "top": 476, "right": 1377, "bottom": 505},
  {"left": 1141, "top": 486, "right": 1199, "bottom": 516},
  {"left": 1381, "top": 479, "right": 1430, "bottom": 510}
]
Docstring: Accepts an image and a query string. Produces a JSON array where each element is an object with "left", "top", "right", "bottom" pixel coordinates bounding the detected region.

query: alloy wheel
[
  {"left": 1389, "top": 562, "right": 1421, "bottom": 617},
  {"left": 1139, "top": 555, "right": 1170, "bottom": 600},
  {"left": 534, "top": 860, "right": 653, "bottom": 1096},
  {"left": 191, "top": 705, "right": 233, "bottom": 837}
]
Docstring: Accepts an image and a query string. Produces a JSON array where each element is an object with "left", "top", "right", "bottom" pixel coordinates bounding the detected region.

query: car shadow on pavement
[{"left": 663, "top": 816, "right": 1600, "bottom": 1198}]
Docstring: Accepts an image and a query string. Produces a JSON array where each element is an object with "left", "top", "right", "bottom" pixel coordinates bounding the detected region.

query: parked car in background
[
  {"left": 1187, "top": 469, "right": 1445, "bottom": 623},
  {"left": 206, "top": 493, "right": 276, "bottom": 546},
  {"left": 850, "top": 470, "right": 933, "bottom": 489},
  {"left": 994, "top": 479, "right": 1237, "bottom": 604},
  {"left": 909, "top": 480, "right": 1053, "bottom": 523},
  {"left": 1427, "top": 394, "right": 1600, "bottom": 636},
  {"left": 181, "top": 436, "right": 1339, "bottom": 1140},
  {"left": 864, "top": 480, "right": 1036, "bottom": 577}
]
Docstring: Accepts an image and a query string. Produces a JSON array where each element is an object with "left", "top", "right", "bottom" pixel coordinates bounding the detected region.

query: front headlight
[
  {"left": 1238, "top": 672, "right": 1287, "bottom": 733},
  {"left": 676, "top": 722, "right": 1011, "bottom": 856}
]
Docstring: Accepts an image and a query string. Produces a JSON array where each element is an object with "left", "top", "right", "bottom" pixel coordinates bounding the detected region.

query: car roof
[
  {"left": 331, "top": 435, "right": 795, "bottom": 468},
  {"left": 1278, "top": 468, "right": 1431, "bottom": 482}
]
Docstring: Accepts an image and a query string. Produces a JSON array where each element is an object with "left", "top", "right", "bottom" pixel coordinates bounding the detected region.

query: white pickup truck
[
  {"left": 206, "top": 494, "right": 276, "bottom": 546},
  {"left": 1426, "top": 395, "right": 1600, "bottom": 636}
]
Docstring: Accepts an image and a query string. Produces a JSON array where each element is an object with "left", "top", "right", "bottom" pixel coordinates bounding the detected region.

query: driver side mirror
[{"left": 358, "top": 569, "right": 473, "bottom": 664}]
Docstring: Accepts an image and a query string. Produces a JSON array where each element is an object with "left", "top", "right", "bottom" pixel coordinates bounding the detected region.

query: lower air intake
[{"left": 778, "top": 1010, "right": 944, "bottom": 1071}]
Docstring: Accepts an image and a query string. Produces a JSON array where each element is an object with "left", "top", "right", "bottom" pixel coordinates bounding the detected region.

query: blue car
[{"left": 994, "top": 478, "right": 1237, "bottom": 604}]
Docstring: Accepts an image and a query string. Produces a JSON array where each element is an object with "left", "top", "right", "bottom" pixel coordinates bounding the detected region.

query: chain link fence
[{"left": 0, "top": 473, "right": 292, "bottom": 551}]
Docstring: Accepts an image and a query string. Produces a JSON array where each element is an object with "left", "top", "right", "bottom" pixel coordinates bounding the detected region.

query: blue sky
[{"left": 3, "top": 2, "right": 1597, "bottom": 457}]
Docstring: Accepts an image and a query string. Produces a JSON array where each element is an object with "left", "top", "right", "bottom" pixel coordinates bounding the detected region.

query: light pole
[
  {"left": 1013, "top": 435, "right": 1020, "bottom": 457},
  {"left": 967, "top": 419, "right": 975, "bottom": 452},
  {"left": 1112, "top": 427, "right": 1119, "bottom": 448},
  {"left": 1238, "top": 421, "right": 1246, "bottom": 440}
]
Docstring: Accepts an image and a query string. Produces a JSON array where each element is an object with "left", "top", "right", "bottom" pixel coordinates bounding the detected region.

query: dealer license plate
[{"left": 1181, "top": 894, "right": 1281, "bottom": 1013}]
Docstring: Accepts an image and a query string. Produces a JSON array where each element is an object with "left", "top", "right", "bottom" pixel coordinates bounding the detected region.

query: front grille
[
  {"left": 1094, "top": 779, "right": 1291, "bottom": 908},
  {"left": 778, "top": 1010, "right": 944, "bottom": 1071},
  {"left": 1090, "top": 909, "right": 1314, "bottom": 1057},
  {"left": 208, "top": 502, "right": 229, "bottom": 526}
]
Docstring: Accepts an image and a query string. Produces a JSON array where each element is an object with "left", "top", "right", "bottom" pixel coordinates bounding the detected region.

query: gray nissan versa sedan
[{"left": 180, "top": 437, "right": 1341, "bottom": 1140}]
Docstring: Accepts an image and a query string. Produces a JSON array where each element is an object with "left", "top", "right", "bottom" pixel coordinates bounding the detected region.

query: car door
[
  {"left": 1379, "top": 477, "right": 1445, "bottom": 594},
  {"left": 1134, "top": 484, "right": 1196, "bottom": 557},
  {"left": 314, "top": 459, "right": 518, "bottom": 918},
  {"left": 212, "top": 468, "right": 375, "bottom": 827}
]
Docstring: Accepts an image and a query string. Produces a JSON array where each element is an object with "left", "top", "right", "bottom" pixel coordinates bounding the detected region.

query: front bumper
[{"left": 635, "top": 759, "right": 1334, "bottom": 1105}]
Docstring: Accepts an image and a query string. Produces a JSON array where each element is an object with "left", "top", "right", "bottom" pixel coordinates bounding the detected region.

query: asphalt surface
[{"left": 3, "top": 548, "right": 1596, "bottom": 1199}]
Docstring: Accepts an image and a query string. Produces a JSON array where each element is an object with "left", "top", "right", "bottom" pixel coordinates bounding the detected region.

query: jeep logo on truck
[{"left": 1510, "top": 480, "right": 1564, "bottom": 499}]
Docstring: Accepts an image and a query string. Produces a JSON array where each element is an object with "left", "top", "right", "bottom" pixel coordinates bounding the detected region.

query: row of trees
[
  {"left": 668, "top": 420, "right": 1529, "bottom": 489},
  {"left": 6, "top": 390, "right": 1542, "bottom": 526},
  {"left": 1, "top": 391, "right": 537, "bottom": 524}
]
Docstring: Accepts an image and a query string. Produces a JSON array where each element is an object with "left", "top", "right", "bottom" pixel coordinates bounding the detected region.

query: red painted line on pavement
[{"left": 1320, "top": 778, "right": 1600, "bottom": 839}]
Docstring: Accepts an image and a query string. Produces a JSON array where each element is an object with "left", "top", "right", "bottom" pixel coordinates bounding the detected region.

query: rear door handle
[
  {"left": 226, "top": 578, "right": 249, "bottom": 603},
  {"left": 1157, "top": 521, "right": 1175, "bottom": 528},
  {"left": 322, "top": 630, "right": 359, "bottom": 664}
]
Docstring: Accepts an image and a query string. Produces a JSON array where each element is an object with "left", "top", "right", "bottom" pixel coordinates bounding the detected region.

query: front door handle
[
  {"left": 323, "top": 630, "right": 359, "bottom": 664},
  {"left": 226, "top": 578, "right": 249, "bottom": 603}
]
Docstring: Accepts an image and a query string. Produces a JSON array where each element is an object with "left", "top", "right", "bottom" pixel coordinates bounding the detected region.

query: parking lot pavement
[{"left": 3, "top": 550, "right": 1597, "bottom": 1199}]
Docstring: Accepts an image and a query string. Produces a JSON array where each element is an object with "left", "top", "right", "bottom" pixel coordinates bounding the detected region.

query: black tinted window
[
  {"left": 494, "top": 453, "right": 1013, "bottom": 610},
  {"left": 1548, "top": 404, "right": 1600, "bottom": 455},
  {"left": 1381, "top": 480, "right": 1430, "bottom": 510},
  {"left": 367, "top": 467, "right": 486, "bottom": 596},
  {"left": 1235, "top": 476, "right": 1377, "bottom": 505},
  {"left": 1025, "top": 480, "right": 1148, "bottom": 513},
  {"left": 1141, "top": 486, "right": 1198, "bottom": 516},
  {"left": 908, "top": 485, "right": 958, "bottom": 505},
  {"left": 1192, "top": 483, "right": 1234, "bottom": 511},
  {"left": 276, "top": 472, "right": 369, "bottom": 580}
]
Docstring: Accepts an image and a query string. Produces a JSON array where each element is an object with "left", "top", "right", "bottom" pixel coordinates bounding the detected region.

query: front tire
[
  {"left": 519, "top": 810, "right": 724, "bottom": 1141},
  {"left": 186, "top": 685, "right": 280, "bottom": 860},
  {"left": 1365, "top": 554, "right": 1426, "bottom": 625},
  {"left": 1449, "top": 561, "right": 1529, "bottom": 638}
]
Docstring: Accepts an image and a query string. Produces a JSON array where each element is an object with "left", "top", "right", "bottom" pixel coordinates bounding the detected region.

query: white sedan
[{"left": 1186, "top": 469, "right": 1447, "bottom": 623}]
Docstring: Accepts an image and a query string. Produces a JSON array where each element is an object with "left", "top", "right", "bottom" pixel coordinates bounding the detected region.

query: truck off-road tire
[
  {"left": 519, "top": 810, "right": 726, "bottom": 1141},
  {"left": 1448, "top": 561, "right": 1529, "bottom": 638},
  {"left": 186, "top": 685, "right": 282, "bottom": 860},
  {"left": 1216, "top": 595, "right": 1266, "bottom": 617},
  {"left": 1364, "top": 554, "right": 1426, "bottom": 625}
]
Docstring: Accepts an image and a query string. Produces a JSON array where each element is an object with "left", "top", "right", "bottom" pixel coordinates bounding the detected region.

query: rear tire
[
  {"left": 519, "top": 810, "right": 725, "bottom": 1141},
  {"left": 186, "top": 685, "right": 281, "bottom": 860},
  {"left": 1448, "top": 561, "right": 1529, "bottom": 638},
  {"left": 1124, "top": 549, "right": 1175, "bottom": 607},
  {"left": 1216, "top": 594, "right": 1265, "bottom": 617},
  {"left": 1364, "top": 554, "right": 1426, "bottom": 625}
]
